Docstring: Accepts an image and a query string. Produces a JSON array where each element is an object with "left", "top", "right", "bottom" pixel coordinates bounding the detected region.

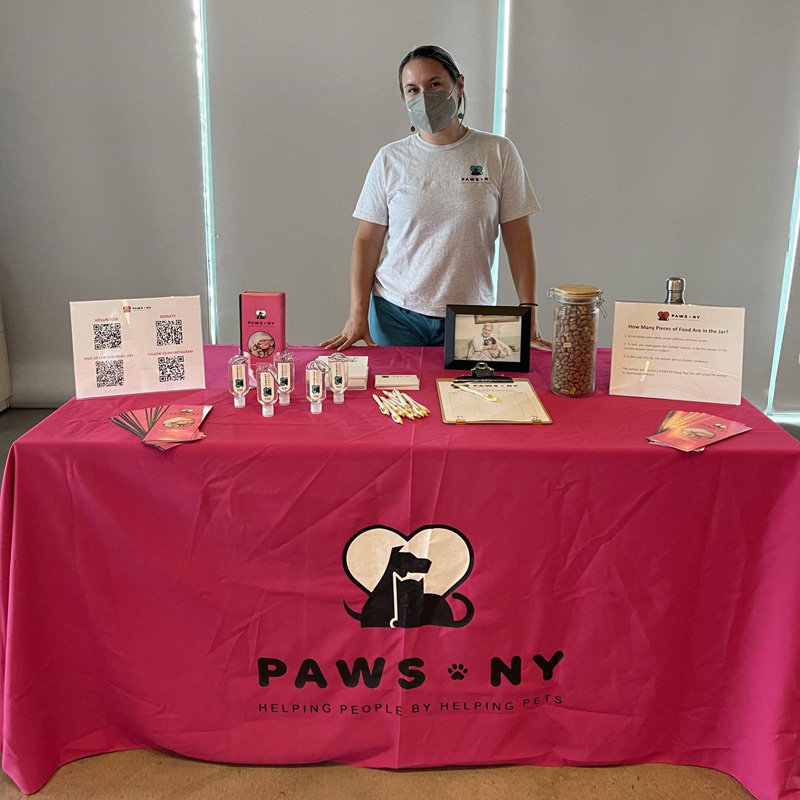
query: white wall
[
  {"left": 0, "top": 1, "right": 207, "bottom": 405},
  {"left": 1, "top": 1, "right": 798, "bottom": 410},
  {"left": 205, "top": 0, "right": 499, "bottom": 348},
  {"left": 498, "top": 0, "right": 800, "bottom": 407}
]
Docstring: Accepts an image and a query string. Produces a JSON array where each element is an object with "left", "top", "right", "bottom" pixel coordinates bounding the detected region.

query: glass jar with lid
[{"left": 548, "top": 284, "right": 604, "bottom": 398}]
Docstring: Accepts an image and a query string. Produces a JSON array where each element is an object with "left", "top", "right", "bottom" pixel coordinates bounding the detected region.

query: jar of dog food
[{"left": 548, "top": 284, "right": 604, "bottom": 398}]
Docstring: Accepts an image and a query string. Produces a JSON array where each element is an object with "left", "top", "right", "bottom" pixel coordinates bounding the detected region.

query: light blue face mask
[{"left": 407, "top": 84, "right": 460, "bottom": 133}]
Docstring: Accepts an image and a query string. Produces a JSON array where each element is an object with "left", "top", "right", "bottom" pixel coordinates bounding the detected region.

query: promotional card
[
  {"left": 240, "top": 292, "right": 286, "bottom": 365},
  {"left": 648, "top": 410, "right": 751, "bottom": 452}
]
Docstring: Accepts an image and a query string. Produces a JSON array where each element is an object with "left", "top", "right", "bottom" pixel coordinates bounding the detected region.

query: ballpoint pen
[
  {"left": 452, "top": 383, "right": 501, "bottom": 403},
  {"left": 383, "top": 389, "right": 429, "bottom": 418},
  {"left": 373, "top": 393, "right": 403, "bottom": 424},
  {"left": 396, "top": 390, "right": 429, "bottom": 417}
]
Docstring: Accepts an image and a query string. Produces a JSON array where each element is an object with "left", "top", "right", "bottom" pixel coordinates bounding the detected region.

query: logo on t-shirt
[{"left": 462, "top": 165, "right": 489, "bottom": 183}]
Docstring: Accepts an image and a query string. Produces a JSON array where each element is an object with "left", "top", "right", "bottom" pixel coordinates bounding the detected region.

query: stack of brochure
[
  {"left": 110, "top": 404, "right": 212, "bottom": 451},
  {"left": 648, "top": 410, "right": 750, "bottom": 452}
]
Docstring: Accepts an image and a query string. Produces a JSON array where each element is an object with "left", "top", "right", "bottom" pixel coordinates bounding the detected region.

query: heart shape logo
[{"left": 343, "top": 524, "right": 473, "bottom": 598}]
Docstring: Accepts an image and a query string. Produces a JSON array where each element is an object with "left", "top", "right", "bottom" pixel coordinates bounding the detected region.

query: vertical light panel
[
  {"left": 766, "top": 151, "right": 799, "bottom": 416},
  {"left": 193, "top": 0, "right": 219, "bottom": 344},
  {"left": 490, "top": 0, "right": 511, "bottom": 296},
  {"left": 492, "top": 0, "right": 510, "bottom": 138}
]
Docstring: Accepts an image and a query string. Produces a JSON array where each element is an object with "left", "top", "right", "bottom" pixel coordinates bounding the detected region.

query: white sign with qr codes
[{"left": 70, "top": 296, "right": 205, "bottom": 399}]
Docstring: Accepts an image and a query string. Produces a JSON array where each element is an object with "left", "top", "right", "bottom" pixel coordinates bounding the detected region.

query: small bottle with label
[
  {"left": 228, "top": 350, "right": 250, "bottom": 408},
  {"left": 305, "top": 359, "right": 328, "bottom": 414},
  {"left": 327, "top": 352, "right": 350, "bottom": 405},
  {"left": 665, "top": 277, "right": 687, "bottom": 305},
  {"left": 255, "top": 363, "right": 278, "bottom": 418},
  {"left": 274, "top": 350, "right": 295, "bottom": 406}
]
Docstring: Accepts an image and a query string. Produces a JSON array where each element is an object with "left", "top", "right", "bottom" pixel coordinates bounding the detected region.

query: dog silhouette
[{"left": 344, "top": 545, "right": 474, "bottom": 628}]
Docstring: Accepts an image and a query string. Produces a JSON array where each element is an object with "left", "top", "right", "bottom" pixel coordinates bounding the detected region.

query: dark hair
[{"left": 398, "top": 45, "right": 460, "bottom": 96}]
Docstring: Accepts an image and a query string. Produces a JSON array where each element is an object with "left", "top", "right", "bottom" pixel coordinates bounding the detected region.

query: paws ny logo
[
  {"left": 463, "top": 165, "right": 488, "bottom": 183},
  {"left": 657, "top": 311, "right": 670, "bottom": 321},
  {"left": 256, "top": 523, "right": 565, "bottom": 713},
  {"left": 343, "top": 525, "right": 474, "bottom": 628}
]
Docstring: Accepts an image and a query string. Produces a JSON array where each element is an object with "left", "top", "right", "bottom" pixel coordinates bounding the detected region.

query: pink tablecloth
[{"left": 2, "top": 345, "right": 800, "bottom": 798}]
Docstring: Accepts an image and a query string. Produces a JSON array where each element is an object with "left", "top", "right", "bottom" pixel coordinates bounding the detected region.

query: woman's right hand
[{"left": 320, "top": 315, "right": 378, "bottom": 350}]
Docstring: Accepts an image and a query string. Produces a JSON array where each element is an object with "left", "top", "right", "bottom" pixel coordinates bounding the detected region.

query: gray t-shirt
[{"left": 353, "top": 128, "right": 539, "bottom": 318}]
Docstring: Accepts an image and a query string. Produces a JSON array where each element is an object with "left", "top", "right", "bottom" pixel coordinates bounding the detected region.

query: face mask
[{"left": 407, "top": 84, "right": 459, "bottom": 133}]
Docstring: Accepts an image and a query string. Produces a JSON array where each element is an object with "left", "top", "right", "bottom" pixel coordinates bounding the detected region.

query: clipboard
[{"left": 436, "top": 378, "right": 552, "bottom": 425}]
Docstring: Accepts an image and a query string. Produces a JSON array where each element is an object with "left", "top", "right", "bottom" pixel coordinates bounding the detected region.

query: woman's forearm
[
  {"left": 501, "top": 216, "right": 551, "bottom": 347},
  {"left": 349, "top": 222, "right": 387, "bottom": 318},
  {"left": 501, "top": 216, "right": 537, "bottom": 304}
]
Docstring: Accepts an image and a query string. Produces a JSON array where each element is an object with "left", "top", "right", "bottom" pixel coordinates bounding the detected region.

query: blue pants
[{"left": 369, "top": 295, "right": 446, "bottom": 346}]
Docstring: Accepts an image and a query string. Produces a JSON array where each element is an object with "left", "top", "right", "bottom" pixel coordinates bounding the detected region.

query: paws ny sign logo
[
  {"left": 343, "top": 525, "right": 474, "bottom": 628},
  {"left": 256, "top": 523, "right": 564, "bottom": 717}
]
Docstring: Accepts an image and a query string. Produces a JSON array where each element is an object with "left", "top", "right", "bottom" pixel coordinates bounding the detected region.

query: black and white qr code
[
  {"left": 93, "top": 323, "right": 122, "bottom": 350},
  {"left": 155, "top": 319, "right": 184, "bottom": 347},
  {"left": 158, "top": 356, "right": 185, "bottom": 382},
  {"left": 96, "top": 359, "right": 124, "bottom": 388}
]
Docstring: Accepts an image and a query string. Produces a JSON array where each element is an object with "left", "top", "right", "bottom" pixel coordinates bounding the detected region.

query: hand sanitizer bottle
[
  {"left": 327, "top": 352, "right": 350, "bottom": 405},
  {"left": 274, "top": 350, "right": 295, "bottom": 406},
  {"left": 256, "top": 363, "right": 278, "bottom": 417},
  {"left": 306, "top": 359, "right": 327, "bottom": 414},
  {"left": 228, "top": 350, "right": 250, "bottom": 408}
]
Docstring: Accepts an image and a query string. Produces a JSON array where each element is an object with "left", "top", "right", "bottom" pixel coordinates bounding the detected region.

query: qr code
[
  {"left": 158, "top": 355, "right": 185, "bottom": 382},
  {"left": 155, "top": 319, "right": 183, "bottom": 347},
  {"left": 93, "top": 323, "right": 122, "bottom": 350},
  {"left": 96, "top": 359, "right": 124, "bottom": 388}
]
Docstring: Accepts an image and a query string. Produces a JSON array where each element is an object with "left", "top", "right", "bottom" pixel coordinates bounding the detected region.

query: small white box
[
  {"left": 374, "top": 374, "right": 420, "bottom": 391},
  {"left": 320, "top": 355, "right": 369, "bottom": 390}
]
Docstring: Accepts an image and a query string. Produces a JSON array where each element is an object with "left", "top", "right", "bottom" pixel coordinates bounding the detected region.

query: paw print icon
[{"left": 448, "top": 663, "right": 468, "bottom": 680}]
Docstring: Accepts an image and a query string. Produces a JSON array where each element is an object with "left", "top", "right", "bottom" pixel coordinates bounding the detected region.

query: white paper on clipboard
[{"left": 437, "top": 379, "right": 552, "bottom": 424}]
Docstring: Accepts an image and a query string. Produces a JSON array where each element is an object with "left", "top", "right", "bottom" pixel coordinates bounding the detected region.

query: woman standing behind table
[{"left": 322, "top": 45, "right": 551, "bottom": 351}]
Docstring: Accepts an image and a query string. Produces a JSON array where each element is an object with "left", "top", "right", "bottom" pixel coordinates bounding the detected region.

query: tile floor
[{"left": 0, "top": 752, "right": 758, "bottom": 800}]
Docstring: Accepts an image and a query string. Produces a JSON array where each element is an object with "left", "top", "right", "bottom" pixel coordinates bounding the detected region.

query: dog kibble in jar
[{"left": 548, "top": 284, "right": 604, "bottom": 398}]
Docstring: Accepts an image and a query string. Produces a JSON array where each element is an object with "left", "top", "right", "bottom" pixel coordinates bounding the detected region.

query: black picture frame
[{"left": 444, "top": 305, "right": 531, "bottom": 373}]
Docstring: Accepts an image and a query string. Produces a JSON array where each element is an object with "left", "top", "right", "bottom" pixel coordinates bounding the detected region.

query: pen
[
  {"left": 373, "top": 393, "right": 403, "bottom": 424},
  {"left": 384, "top": 389, "right": 429, "bottom": 418},
  {"left": 397, "top": 390, "right": 429, "bottom": 417},
  {"left": 452, "top": 383, "right": 501, "bottom": 403}
]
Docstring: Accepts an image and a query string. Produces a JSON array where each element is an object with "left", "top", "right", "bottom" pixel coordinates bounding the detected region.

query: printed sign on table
[
  {"left": 70, "top": 296, "right": 205, "bottom": 399},
  {"left": 609, "top": 301, "right": 745, "bottom": 405}
]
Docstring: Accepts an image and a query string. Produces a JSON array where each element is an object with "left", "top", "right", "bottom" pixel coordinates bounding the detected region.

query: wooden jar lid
[{"left": 552, "top": 284, "right": 600, "bottom": 299}]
